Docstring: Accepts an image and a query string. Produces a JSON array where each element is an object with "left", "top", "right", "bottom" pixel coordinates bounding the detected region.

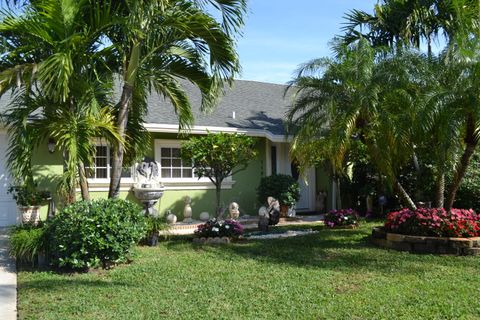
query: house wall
[
  {"left": 30, "top": 133, "right": 267, "bottom": 220},
  {"left": 148, "top": 133, "right": 266, "bottom": 218}
]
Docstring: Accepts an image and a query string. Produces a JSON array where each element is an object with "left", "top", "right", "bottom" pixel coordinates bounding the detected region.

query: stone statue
[
  {"left": 183, "top": 196, "right": 193, "bottom": 222},
  {"left": 287, "top": 204, "right": 296, "bottom": 217},
  {"left": 166, "top": 210, "right": 177, "bottom": 224},
  {"left": 133, "top": 157, "right": 165, "bottom": 216},
  {"left": 316, "top": 190, "right": 327, "bottom": 213},
  {"left": 136, "top": 157, "right": 161, "bottom": 187},
  {"left": 199, "top": 212, "right": 210, "bottom": 221},
  {"left": 267, "top": 197, "right": 280, "bottom": 226},
  {"left": 257, "top": 197, "right": 281, "bottom": 232},
  {"left": 228, "top": 202, "right": 240, "bottom": 219}
]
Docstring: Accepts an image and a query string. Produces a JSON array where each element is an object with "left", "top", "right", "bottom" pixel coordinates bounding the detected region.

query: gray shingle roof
[
  {"left": 1, "top": 80, "right": 292, "bottom": 136},
  {"left": 145, "top": 79, "right": 291, "bottom": 136}
]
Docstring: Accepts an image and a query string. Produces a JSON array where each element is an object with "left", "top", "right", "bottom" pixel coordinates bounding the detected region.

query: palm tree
[
  {"left": 0, "top": 0, "right": 120, "bottom": 201},
  {"left": 437, "top": 38, "right": 480, "bottom": 210},
  {"left": 286, "top": 39, "right": 421, "bottom": 210},
  {"left": 106, "top": 0, "right": 247, "bottom": 198},
  {"left": 342, "top": 0, "right": 479, "bottom": 55}
]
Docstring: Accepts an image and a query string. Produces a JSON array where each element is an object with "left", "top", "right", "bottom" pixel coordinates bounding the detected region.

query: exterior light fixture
[{"left": 47, "top": 138, "right": 56, "bottom": 153}]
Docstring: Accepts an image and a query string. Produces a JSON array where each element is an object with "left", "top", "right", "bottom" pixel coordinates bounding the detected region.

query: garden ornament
[
  {"left": 228, "top": 202, "right": 240, "bottom": 219},
  {"left": 183, "top": 196, "right": 193, "bottom": 222}
]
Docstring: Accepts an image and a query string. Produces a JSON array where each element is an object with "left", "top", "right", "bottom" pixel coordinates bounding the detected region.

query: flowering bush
[
  {"left": 195, "top": 219, "right": 244, "bottom": 238},
  {"left": 325, "top": 209, "right": 359, "bottom": 228},
  {"left": 385, "top": 208, "right": 480, "bottom": 238}
]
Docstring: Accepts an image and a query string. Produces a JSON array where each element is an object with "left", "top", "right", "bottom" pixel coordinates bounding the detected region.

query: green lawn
[{"left": 17, "top": 222, "right": 480, "bottom": 320}]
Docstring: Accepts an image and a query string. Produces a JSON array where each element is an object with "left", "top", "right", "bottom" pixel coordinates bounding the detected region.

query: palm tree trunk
[
  {"left": 446, "top": 143, "right": 476, "bottom": 210},
  {"left": 62, "top": 151, "right": 76, "bottom": 204},
  {"left": 108, "top": 84, "right": 133, "bottom": 198},
  {"left": 78, "top": 162, "right": 90, "bottom": 201},
  {"left": 446, "top": 114, "right": 477, "bottom": 210},
  {"left": 108, "top": 43, "right": 141, "bottom": 198},
  {"left": 394, "top": 180, "right": 417, "bottom": 210},
  {"left": 435, "top": 172, "right": 445, "bottom": 208}
]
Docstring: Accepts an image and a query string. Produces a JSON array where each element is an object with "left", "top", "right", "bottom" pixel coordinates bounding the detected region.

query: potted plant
[
  {"left": 144, "top": 216, "right": 169, "bottom": 246},
  {"left": 257, "top": 174, "right": 301, "bottom": 216},
  {"left": 8, "top": 184, "right": 50, "bottom": 224}
]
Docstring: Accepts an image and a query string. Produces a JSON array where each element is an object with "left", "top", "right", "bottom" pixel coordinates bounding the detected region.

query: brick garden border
[{"left": 371, "top": 227, "right": 480, "bottom": 255}]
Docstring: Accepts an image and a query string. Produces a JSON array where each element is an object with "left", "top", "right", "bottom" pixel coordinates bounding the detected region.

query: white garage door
[{"left": 0, "top": 133, "right": 17, "bottom": 226}]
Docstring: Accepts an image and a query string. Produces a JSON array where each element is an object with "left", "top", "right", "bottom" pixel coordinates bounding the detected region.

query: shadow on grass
[
  {"left": 18, "top": 277, "right": 132, "bottom": 292},
  {"left": 165, "top": 224, "right": 473, "bottom": 275}
]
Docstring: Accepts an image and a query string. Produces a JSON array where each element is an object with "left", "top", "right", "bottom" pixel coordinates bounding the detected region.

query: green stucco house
[{"left": 0, "top": 80, "right": 332, "bottom": 226}]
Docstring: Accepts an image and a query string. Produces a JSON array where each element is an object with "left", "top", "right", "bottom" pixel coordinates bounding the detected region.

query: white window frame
[
  {"left": 86, "top": 141, "right": 135, "bottom": 185},
  {"left": 154, "top": 139, "right": 234, "bottom": 190}
]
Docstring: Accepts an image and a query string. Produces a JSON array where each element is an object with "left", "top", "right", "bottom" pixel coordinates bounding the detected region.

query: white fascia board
[{"left": 143, "top": 123, "right": 292, "bottom": 143}]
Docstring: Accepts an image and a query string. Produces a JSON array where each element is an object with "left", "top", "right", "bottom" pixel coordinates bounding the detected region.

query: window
[
  {"left": 159, "top": 147, "right": 194, "bottom": 179},
  {"left": 154, "top": 139, "right": 235, "bottom": 189},
  {"left": 86, "top": 145, "right": 133, "bottom": 181}
]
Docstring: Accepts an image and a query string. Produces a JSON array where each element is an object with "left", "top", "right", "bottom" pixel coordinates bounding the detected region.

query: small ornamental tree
[{"left": 181, "top": 133, "right": 257, "bottom": 217}]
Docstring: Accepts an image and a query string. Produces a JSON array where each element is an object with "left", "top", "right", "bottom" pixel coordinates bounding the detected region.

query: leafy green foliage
[
  {"left": 8, "top": 184, "right": 50, "bottom": 207},
  {"left": 9, "top": 223, "right": 47, "bottom": 266},
  {"left": 257, "top": 174, "right": 301, "bottom": 207},
  {"left": 450, "top": 151, "right": 480, "bottom": 211},
  {"left": 47, "top": 199, "right": 146, "bottom": 270},
  {"left": 181, "top": 132, "right": 257, "bottom": 215},
  {"left": 0, "top": 0, "right": 121, "bottom": 201}
]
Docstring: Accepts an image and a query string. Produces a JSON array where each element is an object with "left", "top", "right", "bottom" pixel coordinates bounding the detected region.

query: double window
[
  {"left": 159, "top": 147, "right": 194, "bottom": 179},
  {"left": 87, "top": 140, "right": 234, "bottom": 190},
  {"left": 86, "top": 145, "right": 133, "bottom": 181}
]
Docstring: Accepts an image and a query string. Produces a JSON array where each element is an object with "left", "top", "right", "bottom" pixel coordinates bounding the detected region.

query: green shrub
[
  {"left": 451, "top": 152, "right": 480, "bottom": 211},
  {"left": 47, "top": 199, "right": 145, "bottom": 270},
  {"left": 9, "top": 223, "right": 47, "bottom": 265},
  {"left": 257, "top": 174, "right": 301, "bottom": 206},
  {"left": 143, "top": 216, "right": 170, "bottom": 244}
]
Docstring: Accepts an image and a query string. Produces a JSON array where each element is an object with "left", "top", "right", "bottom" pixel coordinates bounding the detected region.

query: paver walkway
[
  {"left": 164, "top": 214, "right": 325, "bottom": 235},
  {"left": 0, "top": 227, "right": 16, "bottom": 320}
]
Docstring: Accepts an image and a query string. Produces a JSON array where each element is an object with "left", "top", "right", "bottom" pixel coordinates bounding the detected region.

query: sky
[{"left": 237, "top": 1, "right": 379, "bottom": 84}]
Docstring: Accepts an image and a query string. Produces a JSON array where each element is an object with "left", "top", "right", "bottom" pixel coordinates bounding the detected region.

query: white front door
[
  {"left": 271, "top": 142, "right": 315, "bottom": 212},
  {"left": 295, "top": 168, "right": 315, "bottom": 211},
  {"left": 0, "top": 133, "right": 17, "bottom": 226}
]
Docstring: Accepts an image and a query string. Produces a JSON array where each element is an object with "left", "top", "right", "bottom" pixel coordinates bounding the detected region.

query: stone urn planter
[{"left": 18, "top": 206, "right": 41, "bottom": 224}]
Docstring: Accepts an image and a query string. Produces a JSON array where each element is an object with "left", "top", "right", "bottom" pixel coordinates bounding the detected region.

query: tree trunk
[
  {"left": 108, "top": 84, "right": 133, "bottom": 198},
  {"left": 446, "top": 143, "right": 476, "bottom": 210},
  {"left": 215, "top": 182, "right": 223, "bottom": 218},
  {"left": 78, "top": 162, "right": 90, "bottom": 201},
  {"left": 63, "top": 151, "right": 76, "bottom": 205},
  {"left": 108, "top": 43, "right": 141, "bottom": 198},
  {"left": 331, "top": 178, "right": 337, "bottom": 211},
  {"left": 336, "top": 177, "right": 342, "bottom": 209},
  {"left": 446, "top": 114, "right": 477, "bottom": 210},
  {"left": 435, "top": 172, "right": 445, "bottom": 208},
  {"left": 394, "top": 180, "right": 417, "bottom": 210}
]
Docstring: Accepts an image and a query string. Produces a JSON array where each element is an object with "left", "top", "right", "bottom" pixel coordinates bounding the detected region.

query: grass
[{"left": 17, "top": 221, "right": 480, "bottom": 320}]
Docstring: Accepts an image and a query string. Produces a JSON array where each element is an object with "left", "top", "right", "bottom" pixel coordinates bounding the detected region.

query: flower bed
[
  {"left": 194, "top": 218, "right": 244, "bottom": 243},
  {"left": 385, "top": 208, "right": 480, "bottom": 237},
  {"left": 324, "top": 209, "right": 359, "bottom": 228},
  {"left": 371, "top": 208, "right": 480, "bottom": 255}
]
